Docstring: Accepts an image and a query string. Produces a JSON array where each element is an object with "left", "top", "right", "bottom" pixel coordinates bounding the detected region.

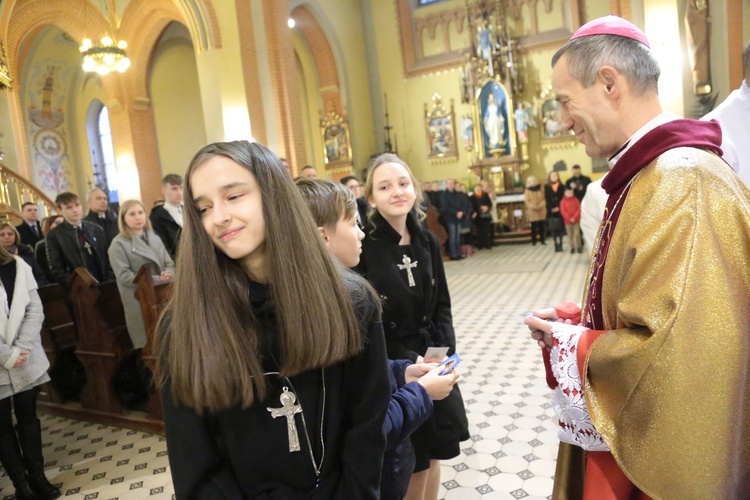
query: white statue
[{"left": 483, "top": 93, "right": 505, "bottom": 148}]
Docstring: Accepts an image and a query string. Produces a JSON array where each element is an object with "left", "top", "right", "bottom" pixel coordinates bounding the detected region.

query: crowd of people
[
  {"left": 1, "top": 13, "right": 748, "bottom": 500},
  {"left": 523, "top": 165, "right": 591, "bottom": 253},
  {"left": 0, "top": 176, "right": 187, "bottom": 499}
]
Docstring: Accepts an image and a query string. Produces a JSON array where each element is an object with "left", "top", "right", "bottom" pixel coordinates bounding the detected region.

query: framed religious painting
[
  {"left": 538, "top": 85, "right": 576, "bottom": 149},
  {"left": 475, "top": 79, "right": 515, "bottom": 159},
  {"left": 424, "top": 94, "right": 458, "bottom": 160},
  {"left": 320, "top": 106, "right": 352, "bottom": 167}
]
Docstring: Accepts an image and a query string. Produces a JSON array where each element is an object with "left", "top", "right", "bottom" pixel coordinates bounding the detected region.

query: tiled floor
[{"left": 0, "top": 243, "right": 589, "bottom": 499}]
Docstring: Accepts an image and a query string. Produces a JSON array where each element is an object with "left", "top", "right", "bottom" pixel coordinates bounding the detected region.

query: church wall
[
  {"left": 72, "top": 74, "right": 106, "bottom": 201},
  {"left": 367, "top": 0, "right": 470, "bottom": 184},
  {"left": 20, "top": 27, "right": 87, "bottom": 200},
  {"left": 365, "top": 0, "right": 615, "bottom": 187},
  {"left": 0, "top": 94, "right": 21, "bottom": 170},
  {"left": 293, "top": 31, "right": 325, "bottom": 171},
  {"left": 150, "top": 26, "right": 207, "bottom": 178},
  {"left": 289, "top": 0, "right": 377, "bottom": 175}
]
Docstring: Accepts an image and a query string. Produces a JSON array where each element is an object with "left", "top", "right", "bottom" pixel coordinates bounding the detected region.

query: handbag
[{"left": 547, "top": 217, "right": 564, "bottom": 234}]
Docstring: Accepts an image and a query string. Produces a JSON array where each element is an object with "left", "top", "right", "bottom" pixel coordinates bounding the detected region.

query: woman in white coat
[
  {"left": 0, "top": 248, "right": 60, "bottom": 499},
  {"left": 108, "top": 200, "right": 174, "bottom": 350}
]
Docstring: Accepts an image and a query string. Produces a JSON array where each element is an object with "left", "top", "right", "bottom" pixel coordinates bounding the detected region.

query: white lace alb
[{"left": 548, "top": 323, "right": 609, "bottom": 451}]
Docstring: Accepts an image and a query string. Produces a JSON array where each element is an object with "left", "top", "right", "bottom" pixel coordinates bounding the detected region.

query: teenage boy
[{"left": 46, "top": 192, "right": 113, "bottom": 285}]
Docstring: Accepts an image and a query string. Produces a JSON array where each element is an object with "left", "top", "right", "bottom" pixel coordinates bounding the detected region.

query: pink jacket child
[{"left": 559, "top": 189, "right": 581, "bottom": 224}]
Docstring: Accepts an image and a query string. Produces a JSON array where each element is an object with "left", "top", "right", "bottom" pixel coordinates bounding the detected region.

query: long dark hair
[{"left": 157, "top": 141, "right": 364, "bottom": 414}]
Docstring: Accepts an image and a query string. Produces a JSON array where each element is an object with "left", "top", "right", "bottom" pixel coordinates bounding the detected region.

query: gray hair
[
  {"left": 552, "top": 35, "right": 660, "bottom": 96},
  {"left": 744, "top": 41, "right": 750, "bottom": 82}
]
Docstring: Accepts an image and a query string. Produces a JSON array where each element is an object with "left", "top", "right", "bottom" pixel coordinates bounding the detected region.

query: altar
[{"left": 494, "top": 193, "right": 527, "bottom": 231}]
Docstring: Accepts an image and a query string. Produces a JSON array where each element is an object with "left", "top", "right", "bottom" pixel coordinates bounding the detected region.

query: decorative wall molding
[{"left": 398, "top": 0, "right": 585, "bottom": 78}]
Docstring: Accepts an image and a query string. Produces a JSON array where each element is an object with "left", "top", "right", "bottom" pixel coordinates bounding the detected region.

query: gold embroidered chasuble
[{"left": 554, "top": 147, "right": 750, "bottom": 499}]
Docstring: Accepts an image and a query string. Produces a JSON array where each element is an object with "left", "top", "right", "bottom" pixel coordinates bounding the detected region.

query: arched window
[
  {"left": 86, "top": 100, "right": 119, "bottom": 207},
  {"left": 97, "top": 107, "right": 119, "bottom": 204}
]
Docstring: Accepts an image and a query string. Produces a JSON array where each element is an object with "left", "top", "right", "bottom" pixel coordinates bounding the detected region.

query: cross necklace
[
  {"left": 398, "top": 254, "right": 418, "bottom": 287},
  {"left": 265, "top": 369, "right": 326, "bottom": 483}
]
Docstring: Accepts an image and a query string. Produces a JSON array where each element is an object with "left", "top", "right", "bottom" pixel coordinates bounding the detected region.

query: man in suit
[
  {"left": 83, "top": 188, "right": 118, "bottom": 247},
  {"left": 149, "top": 174, "right": 183, "bottom": 258},
  {"left": 46, "top": 192, "right": 113, "bottom": 286},
  {"left": 15, "top": 202, "right": 43, "bottom": 248}
]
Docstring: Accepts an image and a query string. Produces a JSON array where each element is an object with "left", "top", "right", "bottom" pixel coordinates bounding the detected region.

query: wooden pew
[
  {"left": 36, "top": 269, "right": 165, "bottom": 432},
  {"left": 37, "top": 283, "right": 78, "bottom": 403},
  {"left": 68, "top": 268, "right": 132, "bottom": 414},
  {"left": 133, "top": 264, "right": 173, "bottom": 420},
  {"left": 425, "top": 205, "right": 448, "bottom": 259}
]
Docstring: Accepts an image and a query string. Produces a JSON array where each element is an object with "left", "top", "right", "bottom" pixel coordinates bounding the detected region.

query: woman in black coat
[
  {"left": 0, "top": 223, "right": 47, "bottom": 286},
  {"left": 544, "top": 170, "right": 565, "bottom": 252},
  {"left": 470, "top": 185, "right": 494, "bottom": 249},
  {"left": 356, "top": 154, "right": 469, "bottom": 500}
]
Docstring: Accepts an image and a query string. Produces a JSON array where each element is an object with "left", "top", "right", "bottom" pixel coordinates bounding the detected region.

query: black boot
[
  {"left": 16, "top": 420, "right": 61, "bottom": 499},
  {"left": 0, "top": 430, "right": 40, "bottom": 500}
]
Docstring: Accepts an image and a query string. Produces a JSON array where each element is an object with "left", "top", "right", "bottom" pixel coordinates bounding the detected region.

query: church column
[
  {"left": 102, "top": 90, "right": 162, "bottom": 207},
  {"left": 193, "top": 1, "right": 253, "bottom": 144},
  {"left": 262, "top": 0, "right": 307, "bottom": 169}
]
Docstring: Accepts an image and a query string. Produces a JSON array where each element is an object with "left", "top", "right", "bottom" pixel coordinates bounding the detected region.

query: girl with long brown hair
[
  {"left": 356, "top": 154, "right": 469, "bottom": 500},
  {"left": 156, "top": 141, "right": 390, "bottom": 498}
]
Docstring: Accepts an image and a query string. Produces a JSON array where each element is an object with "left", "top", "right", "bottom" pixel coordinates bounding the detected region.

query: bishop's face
[
  {"left": 552, "top": 55, "right": 623, "bottom": 159},
  {"left": 368, "top": 162, "right": 417, "bottom": 224}
]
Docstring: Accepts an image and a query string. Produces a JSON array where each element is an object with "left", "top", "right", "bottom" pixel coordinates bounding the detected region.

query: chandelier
[{"left": 79, "top": 0, "right": 130, "bottom": 75}]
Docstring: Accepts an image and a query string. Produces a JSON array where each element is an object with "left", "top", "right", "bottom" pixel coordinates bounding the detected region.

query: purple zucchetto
[{"left": 570, "top": 15, "right": 650, "bottom": 48}]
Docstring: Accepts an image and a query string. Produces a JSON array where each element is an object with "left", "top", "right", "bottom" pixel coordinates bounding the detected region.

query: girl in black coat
[
  {"left": 157, "top": 142, "right": 390, "bottom": 499},
  {"left": 356, "top": 154, "right": 469, "bottom": 500}
]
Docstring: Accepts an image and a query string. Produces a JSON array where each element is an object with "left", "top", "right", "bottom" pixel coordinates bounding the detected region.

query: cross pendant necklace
[
  {"left": 397, "top": 254, "right": 418, "bottom": 287},
  {"left": 265, "top": 370, "right": 326, "bottom": 482},
  {"left": 267, "top": 387, "right": 303, "bottom": 452}
]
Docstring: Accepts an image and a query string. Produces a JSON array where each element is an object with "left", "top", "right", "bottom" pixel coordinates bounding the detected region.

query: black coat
[
  {"left": 356, "top": 211, "right": 469, "bottom": 451},
  {"left": 355, "top": 197, "right": 370, "bottom": 229},
  {"left": 162, "top": 277, "right": 390, "bottom": 499},
  {"left": 34, "top": 240, "right": 55, "bottom": 285},
  {"left": 83, "top": 210, "right": 119, "bottom": 248},
  {"left": 15, "top": 221, "right": 43, "bottom": 248},
  {"left": 149, "top": 205, "right": 181, "bottom": 258},
  {"left": 565, "top": 174, "right": 592, "bottom": 202},
  {"left": 45, "top": 221, "right": 113, "bottom": 286},
  {"left": 545, "top": 182, "right": 564, "bottom": 218},
  {"left": 440, "top": 190, "right": 464, "bottom": 224},
  {"left": 15, "top": 244, "right": 47, "bottom": 286}
]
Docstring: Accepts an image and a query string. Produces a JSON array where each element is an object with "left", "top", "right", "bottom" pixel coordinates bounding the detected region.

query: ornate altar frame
[
  {"left": 320, "top": 106, "right": 352, "bottom": 168},
  {"left": 538, "top": 85, "right": 577, "bottom": 150},
  {"left": 424, "top": 94, "right": 458, "bottom": 160},
  {"left": 474, "top": 78, "right": 517, "bottom": 160}
]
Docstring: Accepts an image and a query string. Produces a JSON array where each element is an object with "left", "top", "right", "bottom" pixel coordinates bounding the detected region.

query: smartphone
[
  {"left": 424, "top": 346, "right": 449, "bottom": 361},
  {"left": 516, "top": 311, "right": 535, "bottom": 324},
  {"left": 438, "top": 353, "right": 461, "bottom": 376}
]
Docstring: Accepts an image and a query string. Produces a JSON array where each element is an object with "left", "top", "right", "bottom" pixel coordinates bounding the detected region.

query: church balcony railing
[{"left": 0, "top": 163, "right": 57, "bottom": 222}]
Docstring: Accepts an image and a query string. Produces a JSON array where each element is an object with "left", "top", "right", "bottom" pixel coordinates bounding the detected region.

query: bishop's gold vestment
[{"left": 555, "top": 147, "right": 750, "bottom": 499}]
